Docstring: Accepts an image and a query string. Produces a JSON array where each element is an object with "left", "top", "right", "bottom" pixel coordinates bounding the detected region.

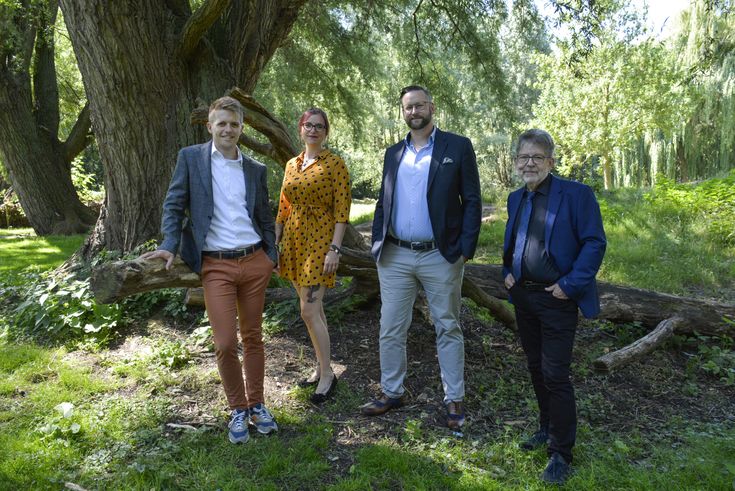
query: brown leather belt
[{"left": 202, "top": 242, "right": 262, "bottom": 259}]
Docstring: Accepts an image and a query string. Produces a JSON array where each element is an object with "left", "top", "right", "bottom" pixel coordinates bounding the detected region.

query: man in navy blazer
[
  {"left": 141, "top": 97, "right": 278, "bottom": 445},
  {"left": 361, "top": 85, "right": 482, "bottom": 430},
  {"left": 503, "top": 129, "right": 606, "bottom": 484}
]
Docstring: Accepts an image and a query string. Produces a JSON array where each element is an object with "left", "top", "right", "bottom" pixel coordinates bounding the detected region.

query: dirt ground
[{"left": 130, "top": 295, "right": 735, "bottom": 469}]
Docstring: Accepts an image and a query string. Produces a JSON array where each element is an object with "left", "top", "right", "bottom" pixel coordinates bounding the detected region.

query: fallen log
[
  {"left": 90, "top": 250, "right": 734, "bottom": 333},
  {"left": 593, "top": 316, "right": 688, "bottom": 373}
]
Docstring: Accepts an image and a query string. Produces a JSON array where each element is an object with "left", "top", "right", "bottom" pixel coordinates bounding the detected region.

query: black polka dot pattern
[{"left": 276, "top": 149, "right": 351, "bottom": 288}]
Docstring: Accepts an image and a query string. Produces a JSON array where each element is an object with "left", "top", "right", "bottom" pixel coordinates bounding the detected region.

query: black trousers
[{"left": 511, "top": 284, "right": 579, "bottom": 463}]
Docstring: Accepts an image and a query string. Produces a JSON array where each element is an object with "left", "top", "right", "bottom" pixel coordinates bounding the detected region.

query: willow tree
[
  {"left": 0, "top": 0, "right": 95, "bottom": 234},
  {"left": 58, "top": 0, "right": 307, "bottom": 253},
  {"left": 532, "top": 30, "right": 683, "bottom": 189},
  {"left": 255, "top": 0, "right": 545, "bottom": 193},
  {"left": 673, "top": 0, "right": 735, "bottom": 180}
]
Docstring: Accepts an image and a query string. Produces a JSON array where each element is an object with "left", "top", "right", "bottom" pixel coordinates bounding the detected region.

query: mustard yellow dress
[{"left": 276, "top": 149, "right": 351, "bottom": 287}]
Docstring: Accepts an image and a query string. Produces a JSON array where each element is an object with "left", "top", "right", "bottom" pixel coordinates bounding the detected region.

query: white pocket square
[{"left": 442, "top": 157, "right": 453, "bottom": 164}]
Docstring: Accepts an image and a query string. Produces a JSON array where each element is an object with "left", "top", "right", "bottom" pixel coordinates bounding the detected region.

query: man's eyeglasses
[
  {"left": 515, "top": 154, "right": 549, "bottom": 166},
  {"left": 402, "top": 102, "right": 429, "bottom": 113},
  {"left": 302, "top": 122, "right": 326, "bottom": 131}
]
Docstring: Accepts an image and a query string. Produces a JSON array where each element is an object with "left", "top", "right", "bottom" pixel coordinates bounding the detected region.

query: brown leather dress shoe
[
  {"left": 446, "top": 401, "right": 465, "bottom": 430},
  {"left": 360, "top": 393, "right": 405, "bottom": 416}
]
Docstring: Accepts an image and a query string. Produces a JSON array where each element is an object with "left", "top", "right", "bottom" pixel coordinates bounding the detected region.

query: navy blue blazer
[
  {"left": 159, "top": 141, "right": 277, "bottom": 274},
  {"left": 503, "top": 174, "right": 606, "bottom": 318},
  {"left": 371, "top": 128, "right": 482, "bottom": 263}
]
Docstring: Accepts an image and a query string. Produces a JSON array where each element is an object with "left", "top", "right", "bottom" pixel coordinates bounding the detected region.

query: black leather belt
[
  {"left": 519, "top": 280, "right": 553, "bottom": 291},
  {"left": 202, "top": 242, "right": 262, "bottom": 259},
  {"left": 387, "top": 235, "right": 436, "bottom": 251}
]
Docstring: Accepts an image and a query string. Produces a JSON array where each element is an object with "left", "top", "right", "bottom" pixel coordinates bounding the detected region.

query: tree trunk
[
  {"left": 59, "top": 0, "right": 306, "bottom": 254},
  {"left": 0, "top": 1, "right": 96, "bottom": 235},
  {"left": 0, "top": 82, "right": 95, "bottom": 234}
]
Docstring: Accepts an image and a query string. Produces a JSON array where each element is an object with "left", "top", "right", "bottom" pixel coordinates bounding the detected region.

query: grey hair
[{"left": 515, "top": 129, "right": 555, "bottom": 157}]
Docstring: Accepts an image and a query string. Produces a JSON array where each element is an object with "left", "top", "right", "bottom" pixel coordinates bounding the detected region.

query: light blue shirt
[{"left": 390, "top": 127, "right": 436, "bottom": 241}]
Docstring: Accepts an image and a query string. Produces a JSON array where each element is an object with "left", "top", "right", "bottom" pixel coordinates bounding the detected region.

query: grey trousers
[{"left": 376, "top": 242, "right": 465, "bottom": 402}]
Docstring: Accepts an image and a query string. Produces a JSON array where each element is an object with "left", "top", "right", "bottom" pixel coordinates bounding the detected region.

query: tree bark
[
  {"left": 0, "top": 1, "right": 96, "bottom": 235},
  {"left": 59, "top": 0, "right": 307, "bottom": 254}
]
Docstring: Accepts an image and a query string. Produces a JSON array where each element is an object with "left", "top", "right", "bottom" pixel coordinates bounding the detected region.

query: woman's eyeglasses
[{"left": 302, "top": 122, "right": 326, "bottom": 132}]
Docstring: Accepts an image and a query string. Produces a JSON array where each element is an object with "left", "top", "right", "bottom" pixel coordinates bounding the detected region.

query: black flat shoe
[
  {"left": 297, "top": 377, "right": 319, "bottom": 388},
  {"left": 310, "top": 374, "right": 338, "bottom": 404}
]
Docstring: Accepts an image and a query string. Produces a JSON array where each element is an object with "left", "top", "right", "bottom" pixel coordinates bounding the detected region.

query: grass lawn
[
  {"left": 0, "top": 228, "right": 85, "bottom": 274},
  {"left": 349, "top": 199, "right": 376, "bottom": 225}
]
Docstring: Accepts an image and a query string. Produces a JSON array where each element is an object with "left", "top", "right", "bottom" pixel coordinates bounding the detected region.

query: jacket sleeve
[
  {"left": 255, "top": 165, "right": 277, "bottom": 263},
  {"left": 159, "top": 149, "right": 190, "bottom": 255},
  {"left": 558, "top": 186, "right": 607, "bottom": 299}
]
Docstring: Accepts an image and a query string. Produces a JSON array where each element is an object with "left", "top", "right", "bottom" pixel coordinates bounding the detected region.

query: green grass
[
  {"left": 349, "top": 199, "right": 376, "bottom": 225},
  {"left": 473, "top": 185, "right": 735, "bottom": 298},
  {"left": 1, "top": 339, "right": 733, "bottom": 491},
  {"left": 0, "top": 228, "right": 85, "bottom": 273}
]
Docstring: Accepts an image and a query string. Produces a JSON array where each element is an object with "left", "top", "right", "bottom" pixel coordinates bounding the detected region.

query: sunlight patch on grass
[
  {"left": 0, "top": 233, "right": 85, "bottom": 273},
  {"left": 350, "top": 199, "right": 375, "bottom": 225}
]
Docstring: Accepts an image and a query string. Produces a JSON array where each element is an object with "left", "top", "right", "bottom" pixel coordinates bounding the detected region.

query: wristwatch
[{"left": 329, "top": 244, "right": 342, "bottom": 255}]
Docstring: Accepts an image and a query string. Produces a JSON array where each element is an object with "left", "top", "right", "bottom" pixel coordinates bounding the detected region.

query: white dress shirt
[{"left": 203, "top": 144, "right": 261, "bottom": 251}]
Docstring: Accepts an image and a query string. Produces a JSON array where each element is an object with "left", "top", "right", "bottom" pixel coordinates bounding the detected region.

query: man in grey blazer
[
  {"left": 361, "top": 85, "right": 482, "bottom": 430},
  {"left": 141, "top": 96, "right": 278, "bottom": 444}
]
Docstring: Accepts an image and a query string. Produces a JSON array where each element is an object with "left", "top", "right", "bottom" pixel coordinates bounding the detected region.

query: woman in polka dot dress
[{"left": 275, "top": 108, "right": 351, "bottom": 404}]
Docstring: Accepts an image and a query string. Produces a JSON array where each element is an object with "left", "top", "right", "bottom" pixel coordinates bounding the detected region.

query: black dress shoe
[
  {"left": 297, "top": 377, "right": 319, "bottom": 388},
  {"left": 310, "top": 374, "right": 338, "bottom": 404},
  {"left": 541, "top": 452, "right": 572, "bottom": 485},
  {"left": 520, "top": 428, "right": 549, "bottom": 450}
]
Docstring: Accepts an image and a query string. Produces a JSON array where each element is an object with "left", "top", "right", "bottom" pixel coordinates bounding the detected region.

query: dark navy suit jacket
[
  {"left": 371, "top": 128, "right": 482, "bottom": 263},
  {"left": 159, "top": 141, "right": 277, "bottom": 274},
  {"left": 503, "top": 174, "right": 606, "bottom": 318}
]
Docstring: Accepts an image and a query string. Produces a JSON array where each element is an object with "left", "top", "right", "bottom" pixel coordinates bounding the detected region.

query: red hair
[{"left": 298, "top": 108, "right": 330, "bottom": 135}]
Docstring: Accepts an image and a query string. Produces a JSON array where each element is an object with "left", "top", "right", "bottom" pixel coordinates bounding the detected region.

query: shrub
[{"left": 2, "top": 270, "right": 122, "bottom": 345}]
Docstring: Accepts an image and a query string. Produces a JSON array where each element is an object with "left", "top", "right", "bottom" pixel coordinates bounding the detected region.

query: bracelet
[{"left": 329, "top": 244, "right": 342, "bottom": 255}]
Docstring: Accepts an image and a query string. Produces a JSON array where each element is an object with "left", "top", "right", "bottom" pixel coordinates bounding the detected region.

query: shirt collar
[
  {"left": 211, "top": 142, "right": 242, "bottom": 162},
  {"left": 295, "top": 148, "right": 330, "bottom": 165},
  {"left": 404, "top": 126, "right": 437, "bottom": 150}
]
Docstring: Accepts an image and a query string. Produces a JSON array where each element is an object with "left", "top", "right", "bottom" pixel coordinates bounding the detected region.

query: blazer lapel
[
  {"left": 198, "top": 142, "right": 213, "bottom": 202},
  {"left": 544, "top": 174, "right": 562, "bottom": 250},
  {"left": 427, "top": 128, "right": 446, "bottom": 191},
  {"left": 385, "top": 144, "right": 404, "bottom": 203},
  {"left": 243, "top": 157, "right": 256, "bottom": 216}
]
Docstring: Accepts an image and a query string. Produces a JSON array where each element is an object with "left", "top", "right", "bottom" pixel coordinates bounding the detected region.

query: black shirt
[{"left": 511, "top": 175, "right": 561, "bottom": 283}]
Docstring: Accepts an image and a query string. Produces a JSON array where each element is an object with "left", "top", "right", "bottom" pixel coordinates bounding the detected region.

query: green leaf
[{"left": 55, "top": 402, "right": 74, "bottom": 419}]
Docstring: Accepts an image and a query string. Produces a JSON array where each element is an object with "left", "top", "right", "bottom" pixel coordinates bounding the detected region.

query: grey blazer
[{"left": 159, "top": 141, "right": 277, "bottom": 274}]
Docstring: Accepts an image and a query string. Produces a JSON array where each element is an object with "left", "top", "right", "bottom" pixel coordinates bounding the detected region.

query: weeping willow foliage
[
  {"left": 254, "top": 0, "right": 550, "bottom": 197},
  {"left": 675, "top": 0, "right": 735, "bottom": 180},
  {"left": 623, "top": 0, "right": 735, "bottom": 186}
]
